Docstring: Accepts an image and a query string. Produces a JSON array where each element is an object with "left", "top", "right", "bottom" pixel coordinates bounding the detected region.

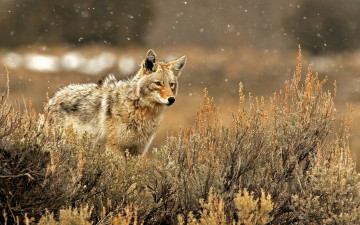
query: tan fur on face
[
  {"left": 159, "top": 86, "right": 174, "bottom": 99},
  {"left": 48, "top": 50, "right": 186, "bottom": 156}
]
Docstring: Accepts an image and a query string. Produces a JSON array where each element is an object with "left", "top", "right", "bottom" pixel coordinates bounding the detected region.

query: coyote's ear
[
  {"left": 168, "top": 55, "right": 186, "bottom": 77},
  {"left": 142, "top": 49, "right": 157, "bottom": 74}
]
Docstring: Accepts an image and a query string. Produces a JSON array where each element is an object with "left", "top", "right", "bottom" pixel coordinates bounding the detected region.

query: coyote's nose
[{"left": 167, "top": 97, "right": 175, "bottom": 105}]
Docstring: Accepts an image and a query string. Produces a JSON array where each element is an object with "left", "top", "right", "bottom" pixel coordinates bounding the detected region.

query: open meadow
[
  {"left": 1, "top": 44, "right": 360, "bottom": 164},
  {"left": 1, "top": 45, "right": 360, "bottom": 224}
]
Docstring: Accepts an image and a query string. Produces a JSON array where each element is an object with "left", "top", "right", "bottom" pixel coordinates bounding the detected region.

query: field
[
  {"left": 1, "top": 45, "right": 360, "bottom": 224},
  {"left": 1, "top": 45, "right": 360, "bottom": 166}
]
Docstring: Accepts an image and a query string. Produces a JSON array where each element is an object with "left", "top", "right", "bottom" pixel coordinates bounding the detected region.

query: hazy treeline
[
  {"left": 0, "top": 0, "right": 153, "bottom": 47},
  {"left": 1, "top": 0, "right": 360, "bottom": 54}
]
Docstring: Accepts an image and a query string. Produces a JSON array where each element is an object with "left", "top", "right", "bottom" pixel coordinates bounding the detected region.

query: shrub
[
  {"left": 291, "top": 134, "right": 360, "bottom": 224},
  {"left": 234, "top": 189, "right": 273, "bottom": 225},
  {"left": 0, "top": 92, "right": 95, "bottom": 223},
  {"left": 1, "top": 47, "right": 360, "bottom": 224},
  {"left": 139, "top": 47, "right": 340, "bottom": 224},
  {"left": 178, "top": 188, "right": 273, "bottom": 225},
  {"left": 38, "top": 206, "right": 92, "bottom": 225},
  {"left": 0, "top": 70, "right": 99, "bottom": 224}
]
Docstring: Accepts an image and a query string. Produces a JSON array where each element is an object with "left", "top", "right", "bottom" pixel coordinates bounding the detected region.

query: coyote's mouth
[{"left": 156, "top": 94, "right": 175, "bottom": 106}]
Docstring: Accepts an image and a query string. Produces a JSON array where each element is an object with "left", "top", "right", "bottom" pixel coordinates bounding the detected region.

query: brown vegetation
[{"left": 1, "top": 49, "right": 360, "bottom": 224}]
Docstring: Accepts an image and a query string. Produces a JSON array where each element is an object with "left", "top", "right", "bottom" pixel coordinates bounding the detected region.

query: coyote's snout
[{"left": 48, "top": 49, "right": 186, "bottom": 155}]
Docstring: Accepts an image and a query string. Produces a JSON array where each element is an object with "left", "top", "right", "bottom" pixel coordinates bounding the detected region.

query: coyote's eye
[
  {"left": 154, "top": 81, "right": 162, "bottom": 86},
  {"left": 170, "top": 83, "right": 175, "bottom": 88}
]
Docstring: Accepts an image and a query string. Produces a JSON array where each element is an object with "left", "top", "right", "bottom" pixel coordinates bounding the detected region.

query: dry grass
[{"left": 1, "top": 46, "right": 360, "bottom": 224}]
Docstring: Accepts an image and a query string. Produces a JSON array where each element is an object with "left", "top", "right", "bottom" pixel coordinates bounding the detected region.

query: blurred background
[{"left": 1, "top": 0, "right": 360, "bottom": 167}]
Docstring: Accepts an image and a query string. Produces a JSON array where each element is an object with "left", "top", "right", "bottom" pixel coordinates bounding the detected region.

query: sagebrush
[{"left": 1, "top": 48, "right": 360, "bottom": 224}]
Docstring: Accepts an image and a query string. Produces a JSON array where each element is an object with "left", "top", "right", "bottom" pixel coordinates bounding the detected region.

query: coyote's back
[{"left": 48, "top": 49, "right": 186, "bottom": 155}]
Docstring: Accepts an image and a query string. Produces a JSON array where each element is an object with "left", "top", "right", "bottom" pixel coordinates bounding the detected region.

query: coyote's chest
[
  {"left": 104, "top": 104, "right": 164, "bottom": 155},
  {"left": 126, "top": 108, "right": 161, "bottom": 136}
]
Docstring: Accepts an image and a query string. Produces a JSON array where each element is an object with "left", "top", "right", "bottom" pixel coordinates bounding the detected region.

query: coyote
[{"left": 48, "top": 49, "right": 186, "bottom": 155}]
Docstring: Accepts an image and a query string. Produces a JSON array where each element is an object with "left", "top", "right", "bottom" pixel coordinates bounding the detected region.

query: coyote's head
[{"left": 135, "top": 49, "right": 186, "bottom": 106}]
